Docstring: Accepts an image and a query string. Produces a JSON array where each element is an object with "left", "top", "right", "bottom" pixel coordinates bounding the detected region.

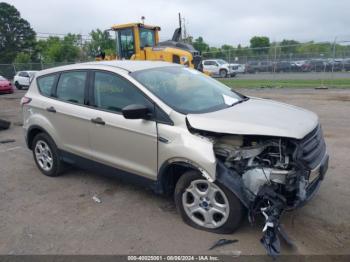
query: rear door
[
  {"left": 48, "top": 70, "right": 94, "bottom": 158},
  {"left": 88, "top": 70, "right": 158, "bottom": 179}
]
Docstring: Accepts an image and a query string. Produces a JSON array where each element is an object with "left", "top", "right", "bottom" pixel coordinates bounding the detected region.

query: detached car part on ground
[{"left": 22, "top": 61, "right": 329, "bottom": 257}]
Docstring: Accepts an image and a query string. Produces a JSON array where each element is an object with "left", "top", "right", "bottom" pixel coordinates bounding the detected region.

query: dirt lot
[{"left": 0, "top": 88, "right": 349, "bottom": 255}]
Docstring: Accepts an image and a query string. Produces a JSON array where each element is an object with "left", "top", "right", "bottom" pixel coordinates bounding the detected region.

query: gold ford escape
[{"left": 22, "top": 61, "right": 329, "bottom": 256}]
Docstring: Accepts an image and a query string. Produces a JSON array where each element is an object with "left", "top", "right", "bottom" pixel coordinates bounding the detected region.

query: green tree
[
  {"left": 250, "top": 36, "right": 270, "bottom": 54},
  {"left": 193, "top": 37, "right": 209, "bottom": 53},
  {"left": 280, "top": 39, "right": 300, "bottom": 54},
  {"left": 296, "top": 41, "right": 332, "bottom": 58},
  {"left": 37, "top": 34, "right": 82, "bottom": 63},
  {"left": 14, "top": 52, "right": 31, "bottom": 63},
  {"left": 87, "top": 29, "right": 115, "bottom": 57},
  {"left": 0, "top": 2, "right": 36, "bottom": 63},
  {"left": 61, "top": 34, "right": 81, "bottom": 61}
]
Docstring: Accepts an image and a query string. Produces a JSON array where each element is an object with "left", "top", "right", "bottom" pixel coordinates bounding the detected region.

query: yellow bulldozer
[{"left": 97, "top": 16, "right": 202, "bottom": 70}]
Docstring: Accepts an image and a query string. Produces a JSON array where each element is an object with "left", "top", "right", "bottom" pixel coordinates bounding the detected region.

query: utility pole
[{"left": 182, "top": 17, "right": 187, "bottom": 41}]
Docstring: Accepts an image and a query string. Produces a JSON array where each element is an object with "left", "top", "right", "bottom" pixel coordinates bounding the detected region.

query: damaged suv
[{"left": 23, "top": 61, "right": 328, "bottom": 255}]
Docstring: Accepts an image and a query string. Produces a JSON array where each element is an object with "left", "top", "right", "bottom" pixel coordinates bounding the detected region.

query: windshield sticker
[{"left": 223, "top": 94, "right": 239, "bottom": 105}]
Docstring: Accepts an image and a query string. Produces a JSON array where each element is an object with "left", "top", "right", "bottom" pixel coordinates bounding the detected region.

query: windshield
[
  {"left": 131, "top": 66, "right": 245, "bottom": 114},
  {"left": 217, "top": 59, "right": 227, "bottom": 65},
  {"left": 139, "top": 28, "right": 155, "bottom": 48},
  {"left": 0, "top": 76, "right": 6, "bottom": 81}
]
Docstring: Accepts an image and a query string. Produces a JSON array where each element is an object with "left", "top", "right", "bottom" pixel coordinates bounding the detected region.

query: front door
[{"left": 88, "top": 70, "right": 158, "bottom": 179}]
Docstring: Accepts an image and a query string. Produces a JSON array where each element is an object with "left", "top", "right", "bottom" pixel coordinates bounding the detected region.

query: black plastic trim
[{"left": 59, "top": 149, "right": 157, "bottom": 190}]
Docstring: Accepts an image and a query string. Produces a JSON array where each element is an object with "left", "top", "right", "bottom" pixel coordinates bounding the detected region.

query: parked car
[
  {"left": 22, "top": 61, "right": 328, "bottom": 256},
  {"left": 229, "top": 63, "right": 245, "bottom": 74},
  {"left": 327, "top": 59, "right": 345, "bottom": 72},
  {"left": 245, "top": 61, "right": 258, "bottom": 73},
  {"left": 14, "top": 71, "right": 38, "bottom": 90},
  {"left": 0, "top": 75, "right": 14, "bottom": 94},
  {"left": 303, "top": 59, "right": 327, "bottom": 72},
  {"left": 245, "top": 61, "right": 273, "bottom": 73},
  {"left": 342, "top": 59, "right": 350, "bottom": 71},
  {"left": 274, "top": 61, "right": 293, "bottom": 72},
  {"left": 202, "top": 59, "right": 235, "bottom": 77}
]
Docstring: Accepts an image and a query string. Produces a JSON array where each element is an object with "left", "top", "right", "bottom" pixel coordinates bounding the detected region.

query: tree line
[
  {"left": 0, "top": 2, "right": 115, "bottom": 64},
  {"left": 1, "top": 2, "right": 349, "bottom": 65}
]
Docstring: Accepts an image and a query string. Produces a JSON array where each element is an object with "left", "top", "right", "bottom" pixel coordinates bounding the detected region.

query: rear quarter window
[{"left": 37, "top": 74, "right": 57, "bottom": 97}]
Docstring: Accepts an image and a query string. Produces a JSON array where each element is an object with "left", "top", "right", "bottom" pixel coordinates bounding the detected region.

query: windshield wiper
[{"left": 229, "top": 97, "right": 249, "bottom": 107}]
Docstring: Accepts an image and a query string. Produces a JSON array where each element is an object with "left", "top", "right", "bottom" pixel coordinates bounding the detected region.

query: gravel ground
[{"left": 0, "top": 88, "right": 349, "bottom": 256}]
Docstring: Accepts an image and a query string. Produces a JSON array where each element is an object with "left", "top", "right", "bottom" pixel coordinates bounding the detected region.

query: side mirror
[{"left": 122, "top": 104, "right": 151, "bottom": 120}]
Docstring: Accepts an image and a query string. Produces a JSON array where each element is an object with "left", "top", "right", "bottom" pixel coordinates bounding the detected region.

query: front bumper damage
[{"left": 216, "top": 152, "right": 329, "bottom": 257}]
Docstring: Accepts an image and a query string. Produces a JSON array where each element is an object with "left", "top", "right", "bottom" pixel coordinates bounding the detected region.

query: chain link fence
[
  {"left": 0, "top": 62, "right": 79, "bottom": 80},
  {"left": 1, "top": 40, "right": 350, "bottom": 88},
  {"left": 202, "top": 40, "right": 350, "bottom": 74}
]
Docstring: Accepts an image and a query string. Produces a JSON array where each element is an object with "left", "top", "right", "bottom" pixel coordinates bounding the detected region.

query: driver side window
[{"left": 93, "top": 71, "right": 152, "bottom": 113}]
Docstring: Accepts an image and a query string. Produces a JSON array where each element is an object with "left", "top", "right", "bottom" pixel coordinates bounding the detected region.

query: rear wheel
[
  {"left": 32, "top": 133, "right": 64, "bottom": 177},
  {"left": 175, "top": 171, "right": 244, "bottom": 234},
  {"left": 15, "top": 82, "right": 22, "bottom": 90}
]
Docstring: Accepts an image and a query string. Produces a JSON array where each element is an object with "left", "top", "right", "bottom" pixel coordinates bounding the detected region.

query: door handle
[
  {"left": 46, "top": 106, "right": 56, "bottom": 113},
  {"left": 91, "top": 117, "right": 105, "bottom": 125}
]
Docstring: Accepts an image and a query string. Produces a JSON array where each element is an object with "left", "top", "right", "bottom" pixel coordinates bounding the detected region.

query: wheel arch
[
  {"left": 26, "top": 125, "right": 54, "bottom": 150},
  {"left": 156, "top": 158, "right": 212, "bottom": 196}
]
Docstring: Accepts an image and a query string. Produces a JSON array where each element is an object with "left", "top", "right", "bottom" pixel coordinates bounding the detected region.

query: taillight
[{"left": 20, "top": 96, "right": 32, "bottom": 106}]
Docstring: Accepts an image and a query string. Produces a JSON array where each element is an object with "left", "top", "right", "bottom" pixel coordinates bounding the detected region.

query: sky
[{"left": 5, "top": 0, "right": 350, "bottom": 46}]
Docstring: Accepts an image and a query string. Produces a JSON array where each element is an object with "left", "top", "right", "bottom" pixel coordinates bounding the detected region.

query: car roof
[
  {"left": 17, "top": 70, "right": 38, "bottom": 73},
  {"left": 36, "top": 60, "right": 182, "bottom": 77},
  {"left": 86, "top": 60, "right": 180, "bottom": 72},
  {"left": 36, "top": 60, "right": 181, "bottom": 76}
]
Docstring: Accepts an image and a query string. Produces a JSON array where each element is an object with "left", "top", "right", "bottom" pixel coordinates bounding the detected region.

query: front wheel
[
  {"left": 175, "top": 171, "right": 244, "bottom": 234},
  {"left": 15, "top": 82, "right": 22, "bottom": 90},
  {"left": 219, "top": 69, "right": 228, "bottom": 78}
]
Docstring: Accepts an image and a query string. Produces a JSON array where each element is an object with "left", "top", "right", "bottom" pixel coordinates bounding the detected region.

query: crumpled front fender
[{"left": 215, "top": 160, "right": 250, "bottom": 208}]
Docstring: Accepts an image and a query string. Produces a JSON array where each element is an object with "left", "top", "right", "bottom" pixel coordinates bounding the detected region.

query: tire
[
  {"left": 175, "top": 171, "right": 244, "bottom": 234},
  {"left": 219, "top": 69, "right": 228, "bottom": 78},
  {"left": 0, "top": 119, "right": 11, "bottom": 130},
  {"left": 32, "top": 133, "right": 64, "bottom": 177},
  {"left": 15, "top": 82, "right": 22, "bottom": 90}
]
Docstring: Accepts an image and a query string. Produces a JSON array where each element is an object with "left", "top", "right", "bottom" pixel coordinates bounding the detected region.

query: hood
[{"left": 187, "top": 97, "right": 318, "bottom": 139}]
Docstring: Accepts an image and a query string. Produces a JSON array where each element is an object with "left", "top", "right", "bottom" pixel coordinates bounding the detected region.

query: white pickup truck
[{"left": 202, "top": 59, "right": 236, "bottom": 78}]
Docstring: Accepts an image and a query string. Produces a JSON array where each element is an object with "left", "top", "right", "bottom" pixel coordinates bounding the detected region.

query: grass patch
[{"left": 219, "top": 78, "right": 350, "bottom": 88}]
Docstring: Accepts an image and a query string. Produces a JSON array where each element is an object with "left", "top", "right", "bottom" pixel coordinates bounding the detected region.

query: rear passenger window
[
  {"left": 93, "top": 71, "right": 151, "bottom": 113},
  {"left": 37, "top": 74, "right": 57, "bottom": 96},
  {"left": 56, "top": 71, "right": 87, "bottom": 104}
]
